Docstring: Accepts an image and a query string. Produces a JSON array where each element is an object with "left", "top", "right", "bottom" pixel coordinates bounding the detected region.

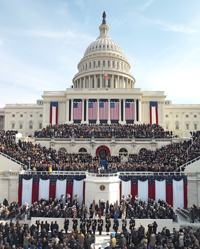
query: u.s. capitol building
[{"left": 3, "top": 14, "right": 200, "bottom": 138}]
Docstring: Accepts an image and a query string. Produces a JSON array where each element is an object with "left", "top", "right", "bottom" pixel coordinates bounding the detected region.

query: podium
[{"left": 84, "top": 172, "right": 121, "bottom": 204}]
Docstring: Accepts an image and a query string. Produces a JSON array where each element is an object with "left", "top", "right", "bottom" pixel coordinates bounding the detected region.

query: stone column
[
  {"left": 66, "top": 99, "right": 69, "bottom": 122},
  {"left": 108, "top": 99, "right": 111, "bottom": 124},
  {"left": 89, "top": 76, "right": 91, "bottom": 88},
  {"left": 122, "top": 76, "right": 124, "bottom": 88},
  {"left": 138, "top": 99, "right": 142, "bottom": 123},
  {"left": 123, "top": 99, "right": 126, "bottom": 123},
  {"left": 117, "top": 75, "right": 119, "bottom": 88},
  {"left": 111, "top": 75, "right": 114, "bottom": 89},
  {"left": 83, "top": 77, "right": 86, "bottom": 88},
  {"left": 94, "top": 75, "right": 97, "bottom": 88},
  {"left": 86, "top": 99, "right": 89, "bottom": 124},
  {"left": 97, "top": 99, "right": 99, "bottom": 124},
  {"left": 71, "top": 99, "right": 73, "bottom": 123},
  {"left": 100, "top": 74, "right": 103, "bottom": 88}
]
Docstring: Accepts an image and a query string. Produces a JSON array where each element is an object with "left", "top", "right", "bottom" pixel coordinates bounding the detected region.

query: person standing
[{"left": 110, "top": 234, "right": 116, "bottom": 249}]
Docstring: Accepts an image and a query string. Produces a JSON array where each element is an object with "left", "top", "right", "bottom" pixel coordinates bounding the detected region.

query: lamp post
[{"left": 28, "top": 156, "right": 32, "bottom": 171}]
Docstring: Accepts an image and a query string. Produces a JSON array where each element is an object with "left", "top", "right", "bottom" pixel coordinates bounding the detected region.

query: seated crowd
[
  {"left": 0, "top": 129, "right": 199, "bottom": 172},
  {"left": 34, "top": 124, "right": 171, "bottom": 139},
  {"left": 0, "top": 197, "right": 200, "bottom": 248}
]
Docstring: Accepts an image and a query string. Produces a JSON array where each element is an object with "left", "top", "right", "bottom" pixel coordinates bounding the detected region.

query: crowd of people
[
  {"left": 27, "top": 197, "right": 177, "bottom": 222},
  {"left": 34, "top": 124, "right": 171, "bottom": 139},
  {"left": 0, "top": 200, "right": 199, "bottom": 248},
  {"left": 0, "top": 129, "right": 200, "bottom": 172}
]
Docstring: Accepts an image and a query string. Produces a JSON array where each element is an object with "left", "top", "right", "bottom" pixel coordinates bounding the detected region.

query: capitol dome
[{"left": 72, "top": 13, "right": 135, "bottom": 90}]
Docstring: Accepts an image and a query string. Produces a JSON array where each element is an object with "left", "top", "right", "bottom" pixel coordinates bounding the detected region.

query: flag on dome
[
  {"left": 104, "top": 73, "right": 109, "bottom": 80},
  {"left": 50, "top": 102, "right": 58, "bottom": 125},
  {"left": 150, "top": 101, "right": 158, "bottom": 125}
]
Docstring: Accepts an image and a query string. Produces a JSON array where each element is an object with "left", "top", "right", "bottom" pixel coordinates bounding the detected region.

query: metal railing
[
  {"left": 0, "top": 152, "right": 26, "bottom": 168},
  {"left": 23, "top": 170, "right": 186, "bottom": 176}
]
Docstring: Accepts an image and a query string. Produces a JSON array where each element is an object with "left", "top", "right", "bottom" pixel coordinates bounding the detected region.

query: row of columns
[
  {"left": 66, "top": 98, "right": 141, "bottom": 124},
  {"left": 74, "top": 74, "right": 134, "bottom": 89}
]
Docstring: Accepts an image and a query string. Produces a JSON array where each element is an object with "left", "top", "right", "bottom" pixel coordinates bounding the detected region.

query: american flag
[
  {"left": 150, "top": 101, "right": 158, "bottom": 125},
  {"left": 73, "top": 205, "right": 77, "bottom": 220},
  {"left": 110, "top": 101, "right": 119, "bottom": 120},
  {"left": 99, "top": 101, "right": 108, "bottom": 120},
  {"left": 104, "top": 73, "right": 109, "bottom": 80},
  {"left": 125, "top": 102, "right": 135, "bottom": 120},
  {"left": 88, "top": 101, "right": 97, "bottom": 120},
  {"left": 73, "top": 101, "right": 82, "bottom": 120}
]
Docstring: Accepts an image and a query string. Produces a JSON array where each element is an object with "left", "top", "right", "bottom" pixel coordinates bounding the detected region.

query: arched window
[
  {"left": 93, "top": 61, "right": 96, "bottom": 68},
  {"left": 112, "top": 61, "right": 115, "bottom": 68},
  {"left": 58, "top": 147, "right": 67, "bottom": 153},
  {"left": 103, "top": 61, "right": 105, "bottom": 67},
  {"left": 119, "top": 148, "right": 128, "bottom": 156},
  {"left": 78, "top": 148, "right": 87, "bottom": 153},
  {"left": 175, "top": 121, "right": 179, "bottom": 130},
  {"left": 29, "top": 121, "right": 33, "bottom": 129},
  {"left": 89, "top": 62, "right": 91, "bottom": 69},
  {"left": 139, "top": 148, "right": 147, "bottom": 155},
  {"left": 108, "top": 61, "right": 110, "bottom": 67}
]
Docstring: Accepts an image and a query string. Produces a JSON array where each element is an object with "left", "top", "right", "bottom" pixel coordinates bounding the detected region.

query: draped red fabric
[
  {"left": 96, "top": 145, "right": 110, "bottom": 157},
  {"left": 32, "top": 181, "right": 40, "bottom": 204},
  {"left": 183, "top": 181, "right": 188, "bottom": 209},
  {"left": 155, "top": 108, "right": 158, "bottom": 125},
  {"left": 120, "top": 181, "right": 122, "bottom": 200},
  {"left": 83, "top": 182, "right": 85, "bottom": 205},
  {"left": 66, "top": 181, "right": 73, "bottom": 203},
  {"left": 18, "top": 181, "right": 22, "bottom": 207},
  {"left": 49, "top": 182, "right": 56, "bottom": 200},
  {"left": 148, "top": 182, "right": 155, "bottom": 200},
  {"left": 165, "top": 181, "right": 173, "bottom": 207},
  {"left": 131, "top": 182, "right": 138, "bottom": 204}
]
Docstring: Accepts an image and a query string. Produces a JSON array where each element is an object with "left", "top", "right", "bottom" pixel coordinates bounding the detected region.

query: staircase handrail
[
  {"left": 0, "top": 152, "right": 27, "bottom": 168},
  {"left": 179, "top": 155, "right": 200, "bottom": 172}
]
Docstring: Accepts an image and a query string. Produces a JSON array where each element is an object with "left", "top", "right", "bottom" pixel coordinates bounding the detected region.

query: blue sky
[{"left": 0, "top": 0, "right": 200, "bottom": 107}]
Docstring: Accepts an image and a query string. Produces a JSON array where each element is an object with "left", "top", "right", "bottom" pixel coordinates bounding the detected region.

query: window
[
  {"left": 12, "top": 114, "right": 15, "bottom": 117},
  {"left": 89, "top": 62, "right": 91, "bottom": 69},
  {"left": 93, "top": 61, "right": 96, "bottom": 68},
  {"left": 186, "top": 124, "right": 189, "bottom": 130},
  {"left": 83, "top": 65, "right": 84, "bottom": 70},
  {"left": 78, "top": 147, "right": 87, "bottom": 153},
  {"left": 165, "top": 115, "right": 168, "bottom": 118},
  {"left": 108, "top": 79, "right": 110, "bottom": 87},
  {"left": 39, "top": 123, "right": 42, "bottom": 129},
  {"left": 98, "top": 79, "right": 100, "bottom": 88},
  {"left": 98, "top": 61, "right": 100, "bottom": 67},
  {"left": 11, "top": 123, "right": 15, "bottom": 129},
  {"left": 186, "top": 115, "right": 189, "bottom": 118},
  {"left": 194, "top": 115, "right": 197, "bottom": 118},
  {"left": 112, "top": 61, "right": 115, "bottom": 68},
  {"left": 19, "top": 123, "right": 23, "bottom": 129},
  {"left": 103, "top": 45, "right": 105, "bottom": 48},
  {"left": 29, "top": 121, "right": 33, "bottom": 129},
  {"left": 103, "top": 79, "right": 105, "bottom": 88},
  {"left": 194, "top": 124, "right": 197, "bottom": 130},
  {"left": 108, "top": 61, "right": 110, "bottom": 67},
  {"left": 58, "top": 147, "right": 67, "bottom": 153},
  {"left": 117, "top": 62, "right": 119, "bottom": 69},
  {"left": 30, "top": 114, "right": 33, "bottom": 117},
  {"left": 176, "top": 115, "right": 178, "bottom": 118},
  {"left": 85, "top": 63, "right": 87, "bottom": 70},
  {"left": 119, "top": 148, "right": 128, "bottom": 156},
  {"left": 40, "top": 114, "right": 43, "bottom": 117},
  {"left": 103, "top": 61, "right": 105, "bottom": 67},
  {"left": 175, "top": 121, "right": 179, "bottom": 130},
  {"left": 20, "top": 114, "right": 23, "bottom": 117},
  {"left": 166, "top": 124, "right": 168, "bottom": 129}
]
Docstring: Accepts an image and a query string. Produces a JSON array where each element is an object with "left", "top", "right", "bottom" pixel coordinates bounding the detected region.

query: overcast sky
[{"left": 0, "top": 0, "right": 200, "bottom": 107}]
